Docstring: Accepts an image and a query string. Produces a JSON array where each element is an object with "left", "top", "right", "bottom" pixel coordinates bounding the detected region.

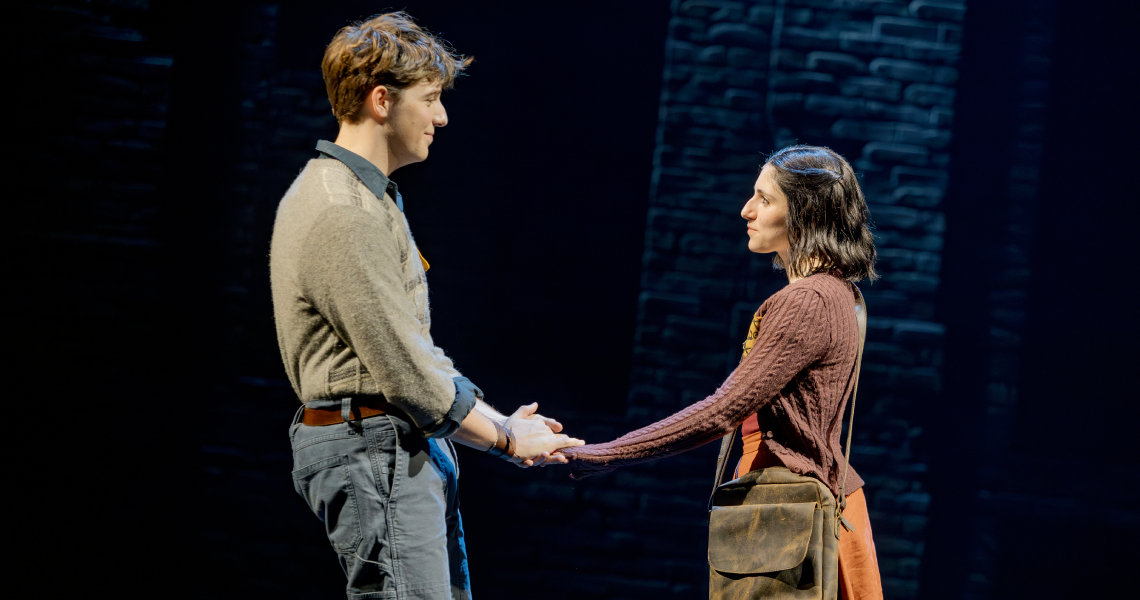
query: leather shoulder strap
[
  {"left": 839, "top": 284, "right": 867, "bottom": 507},
  {"left": 709, "top": 428, "right": 737, "bottom": 510}
]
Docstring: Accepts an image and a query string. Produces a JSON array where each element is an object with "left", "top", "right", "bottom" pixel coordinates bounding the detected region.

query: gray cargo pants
[{"left": 290, "top": 399, "right": 472, "bottom": 600}]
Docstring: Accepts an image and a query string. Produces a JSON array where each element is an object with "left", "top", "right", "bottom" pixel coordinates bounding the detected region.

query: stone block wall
[
  {"left": 921, "top": 1, "right": 1058, "bottom": 596},
  {"left": 36, "top": 2, "right": 1095, "bottom": 598},
  {"left": 20, "top": 0, "right": 964, "bottom": 597},
  {"left": 185, "top": 2, "right": 960, "bottom": 595},
  {"left": 957, "top": 36, "right": 1051, "bottom": 600},
  {"left": 189, "top": 4, "right": 358, "bottom": 597},
  {"left": 20, "top": 0, "right": 178, "bottom": 594},
  {"left": 630, "top": 1, "right": 969, "bottom": 597},
  {"left": 23, "top": 0, "right": 172, "bottom": 309}
]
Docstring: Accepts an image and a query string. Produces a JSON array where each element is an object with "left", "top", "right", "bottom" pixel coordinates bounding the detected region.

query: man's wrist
[
  {"left": 474, "top": 400, "right": 508, "bottom": 425},
  {"left": 426, "top": 377, "right": 480, "bottom": 439},
  {"left": 485, "top": 421, "right": 516, "bottom": 460}
]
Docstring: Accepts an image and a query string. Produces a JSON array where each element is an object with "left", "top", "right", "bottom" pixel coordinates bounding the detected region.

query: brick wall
[
  {"left": 916, "top": 1, "right": 1139, "bottom": 597},
  {"left": 33, "top": 1, "right": 1115, "bottom": 598},
  {"left": 941, "top": 5, "right": 1055, "bottom": 596},
  {"left": 180, "top": 5, "right": 695, "bottom": 598},
  {"left": 23, "top": 0, "right": 172, "bottom": 324},
  {"left": 22, "top": 1, "right": 963, "bottom": 597},
  {"left": 630, "top": 1, "right": 968, "bottom": 597},
  {"left": 190, "top": 6, "right": 700, "bottom": 590},
  {"left": 187, "top": 4, "right": 358, "bottom": 597},
  {"left": 20, "top": 0, "right": 178, "bottom": 593}
]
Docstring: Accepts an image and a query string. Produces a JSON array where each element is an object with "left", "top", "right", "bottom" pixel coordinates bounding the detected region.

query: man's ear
[{"left": 363, "top": 85, "right": 394, "bottom": 122}]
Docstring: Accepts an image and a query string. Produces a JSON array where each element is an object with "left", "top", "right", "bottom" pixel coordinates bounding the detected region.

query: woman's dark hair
[{"left": 764, "top": 144, "right": 878, "bottom": 282}]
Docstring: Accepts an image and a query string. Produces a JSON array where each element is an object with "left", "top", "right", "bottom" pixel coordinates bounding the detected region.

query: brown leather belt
[{"left": 302, "top": 397, "right": 391, "bottom": 427}]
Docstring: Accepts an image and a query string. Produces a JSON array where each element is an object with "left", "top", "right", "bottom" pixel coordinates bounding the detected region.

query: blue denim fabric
[{"left": 290, "top": 399, "right": 471, "bottom": 600}]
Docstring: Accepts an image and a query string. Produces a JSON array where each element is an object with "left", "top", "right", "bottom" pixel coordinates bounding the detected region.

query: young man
[{"left": 269, "top": 12, "right": 584, "bottom": 599}]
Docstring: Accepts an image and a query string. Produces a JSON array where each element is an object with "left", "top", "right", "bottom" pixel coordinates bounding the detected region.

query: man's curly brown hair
[{"left": 321, "top": 12, "right": 472, "bottom": 124}]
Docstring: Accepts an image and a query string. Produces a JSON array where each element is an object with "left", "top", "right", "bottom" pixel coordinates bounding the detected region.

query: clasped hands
[{"left": 501, "top": 402, "right": 584, "bottom": 468}]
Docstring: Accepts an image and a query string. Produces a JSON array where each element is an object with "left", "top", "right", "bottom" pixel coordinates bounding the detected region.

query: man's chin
[{"left": 401, "top": 152, "right": 429, "bottom": 167}]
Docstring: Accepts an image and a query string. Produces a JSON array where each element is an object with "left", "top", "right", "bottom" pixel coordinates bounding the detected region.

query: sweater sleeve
[
  {"left": 562, "top": 287, "right": 831, "bottom": 478},
  {"left": 298, "top": 204, "right": 474, "bottom": 437}
]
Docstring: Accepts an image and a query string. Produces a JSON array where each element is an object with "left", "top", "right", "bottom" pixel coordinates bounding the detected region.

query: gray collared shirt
[{"left": 316, "top": 139, "right": 405, "bottom": 212}]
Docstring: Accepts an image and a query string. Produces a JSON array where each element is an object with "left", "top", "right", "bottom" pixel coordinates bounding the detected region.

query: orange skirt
[{"left": 738, "top": 432, "right": 884, "bottom": 600}]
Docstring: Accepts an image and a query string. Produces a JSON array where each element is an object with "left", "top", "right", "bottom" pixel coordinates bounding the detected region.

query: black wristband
[{"left": 486, "top": 421, "right": 515, "bottom": 460}]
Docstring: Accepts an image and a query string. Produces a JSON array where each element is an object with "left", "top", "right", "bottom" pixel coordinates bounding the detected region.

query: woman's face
[{"left": 741, "top": 164, "right": 790, "bottom": 256}]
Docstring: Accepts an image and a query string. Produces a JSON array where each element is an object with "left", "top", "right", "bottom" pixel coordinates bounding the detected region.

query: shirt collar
[{"left": 315, "top": 140, "right": 404, "bottom": 211}]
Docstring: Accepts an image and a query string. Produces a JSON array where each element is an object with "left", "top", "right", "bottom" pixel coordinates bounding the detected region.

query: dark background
[{"left": 17, "top": 0, "right": 1138, "bottom": 598}]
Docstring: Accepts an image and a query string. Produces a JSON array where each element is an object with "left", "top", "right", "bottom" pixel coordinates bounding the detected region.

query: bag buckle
[{"left": 836, "top": 508, "right": 855, "bottom": 539}]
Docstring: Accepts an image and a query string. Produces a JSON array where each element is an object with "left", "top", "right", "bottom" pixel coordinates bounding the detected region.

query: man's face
[{"left": 386, "top": 79, "right": 447, "bottom": 170}]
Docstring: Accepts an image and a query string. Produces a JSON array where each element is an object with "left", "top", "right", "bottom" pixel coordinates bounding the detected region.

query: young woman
[{"left": 562, "top": 145, "right": 883, "bottom": 599}]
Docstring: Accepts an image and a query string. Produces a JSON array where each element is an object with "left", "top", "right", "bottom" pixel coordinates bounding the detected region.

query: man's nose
[{"left": 434, "top": 104, "right": 448, "bottom": 127}]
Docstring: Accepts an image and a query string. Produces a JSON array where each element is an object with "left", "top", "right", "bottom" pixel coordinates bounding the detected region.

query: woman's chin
[{"left": 748, "top": 243, "right": 772, "bottom": 254}]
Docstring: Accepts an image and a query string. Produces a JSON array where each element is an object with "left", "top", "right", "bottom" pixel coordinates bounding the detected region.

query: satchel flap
[
  {"left": 708, "top": 502, "right": 817, "bottom": 574},
  {"left": 715, "top": 480, "right": 825, "bottom": 508}
]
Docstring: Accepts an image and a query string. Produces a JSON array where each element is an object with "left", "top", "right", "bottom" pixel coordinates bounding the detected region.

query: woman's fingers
[
  {"left": 533, "top": 435, "right": 583, "bottom": 455},
  {"left": 554, "top": 435, "right": 585, "bottom": 448}
]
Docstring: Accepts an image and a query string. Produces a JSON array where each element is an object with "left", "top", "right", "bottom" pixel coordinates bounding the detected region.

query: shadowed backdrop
[{"left": 17, "top": 1, "right": 1137, "bottom": 598}]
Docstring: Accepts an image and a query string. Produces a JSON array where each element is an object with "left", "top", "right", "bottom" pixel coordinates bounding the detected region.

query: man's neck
[{"left": 333, "top": 121, "right": 395, "bottom": 176}]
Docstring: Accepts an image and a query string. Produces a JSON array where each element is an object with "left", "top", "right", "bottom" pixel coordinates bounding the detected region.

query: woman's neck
[
  {"left": 781, "top": 251, "right": 829, "bottom": 284},
  {"left": 779, "top": 250, "right": 804, "bottom": 284}
]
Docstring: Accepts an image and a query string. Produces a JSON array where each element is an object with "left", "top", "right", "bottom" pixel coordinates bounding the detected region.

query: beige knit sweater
[
  {"left": 564, "top": 272, "right": 864, "bottom": 497},
  {"left": 269, "top": 158, "right": 464, "bottom": 437}
]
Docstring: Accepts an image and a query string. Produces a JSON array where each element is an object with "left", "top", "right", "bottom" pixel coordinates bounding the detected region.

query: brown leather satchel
[{"left": 707, "top": 285, "right": 867, "bottom": 600}]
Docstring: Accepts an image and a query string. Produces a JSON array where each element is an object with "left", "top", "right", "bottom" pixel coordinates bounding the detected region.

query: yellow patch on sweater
[{"left": 741, "top": 313, "right": 762, "bottom": 360}]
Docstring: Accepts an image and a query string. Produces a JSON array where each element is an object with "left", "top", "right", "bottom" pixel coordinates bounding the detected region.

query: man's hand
[{"left": 505, "top": 402, "right": 585, "bottom": 468}]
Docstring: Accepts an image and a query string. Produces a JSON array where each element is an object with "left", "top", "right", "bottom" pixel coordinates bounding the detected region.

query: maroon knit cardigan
[{"left": 563, "top": 272, "right": 864, "bottom": 498}]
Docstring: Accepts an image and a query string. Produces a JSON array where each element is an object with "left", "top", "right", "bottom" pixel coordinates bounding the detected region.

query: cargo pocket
[{"left": 292, "top": 454, "right": 363, "bottom": 553}]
